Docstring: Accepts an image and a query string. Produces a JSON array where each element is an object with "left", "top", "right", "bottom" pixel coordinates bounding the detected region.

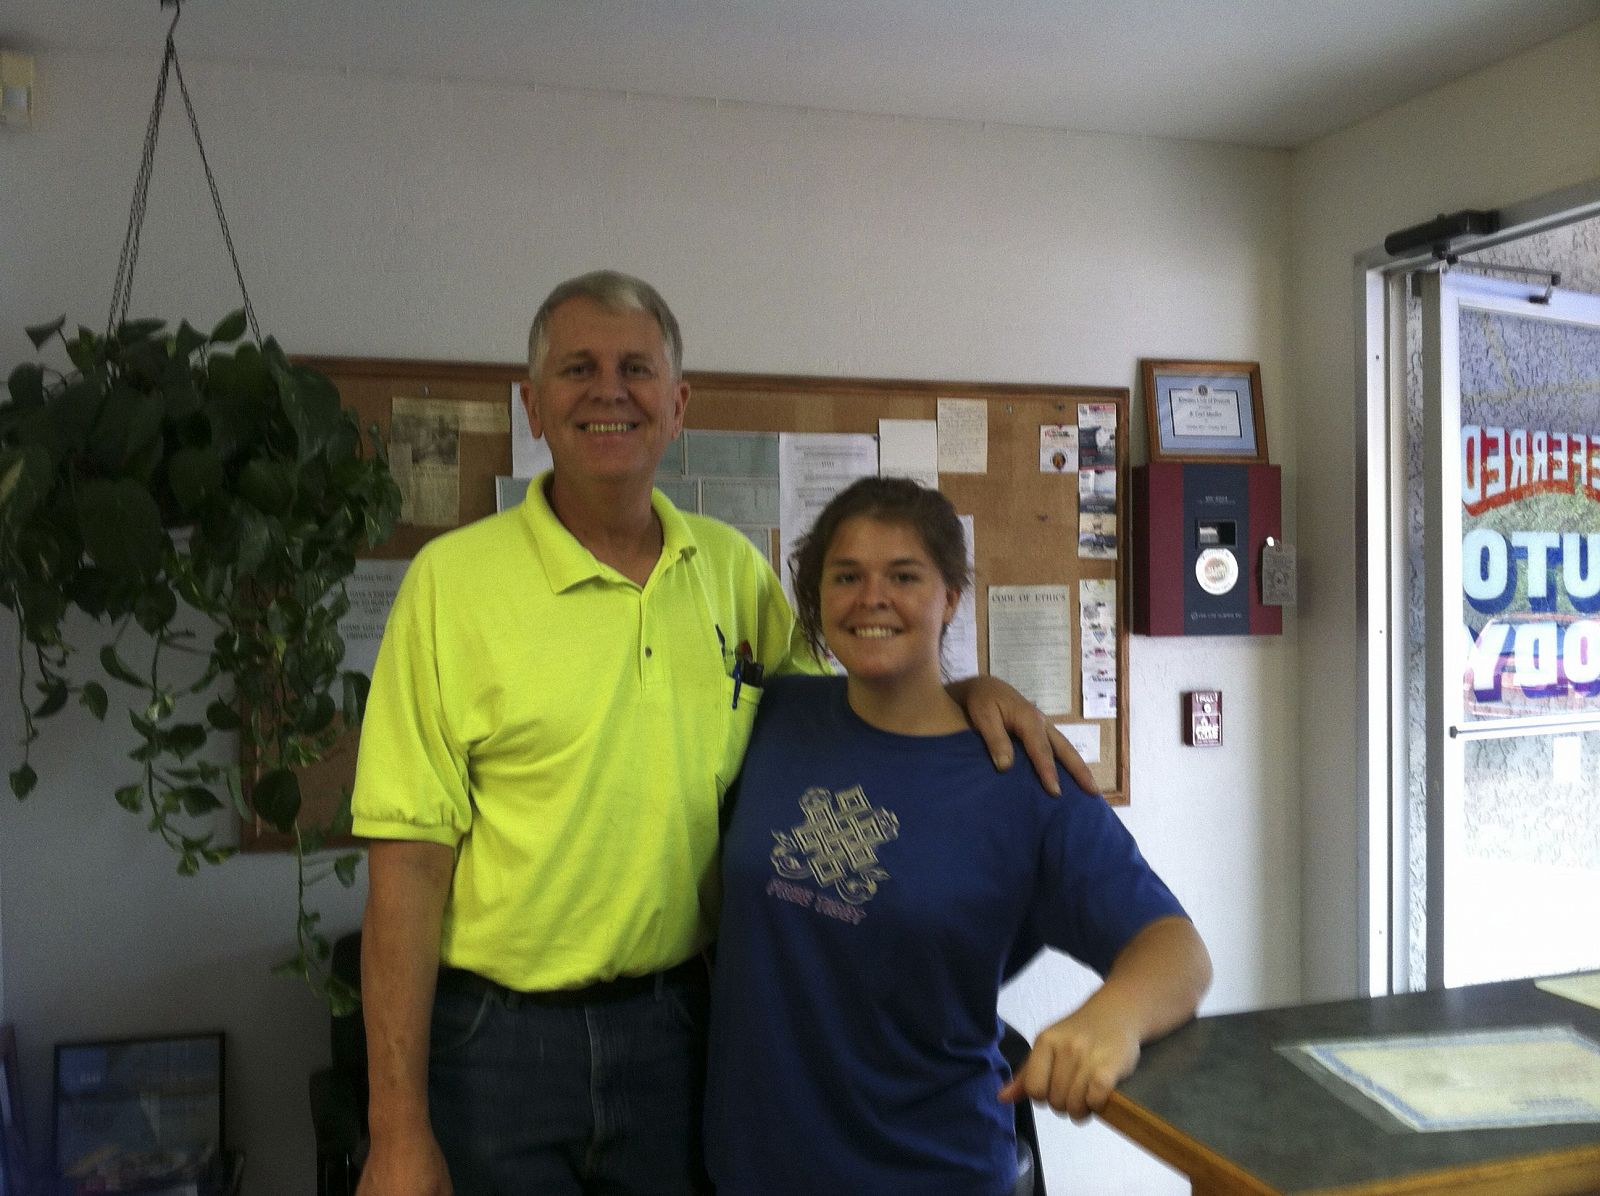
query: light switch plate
[{"left": 1184, "top": 690, "right": 1222, "bottom": 747}]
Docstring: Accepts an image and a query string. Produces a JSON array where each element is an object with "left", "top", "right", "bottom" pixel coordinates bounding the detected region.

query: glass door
[{"left": 1422, "top": 271, "right": 1600, "bottom": 988}]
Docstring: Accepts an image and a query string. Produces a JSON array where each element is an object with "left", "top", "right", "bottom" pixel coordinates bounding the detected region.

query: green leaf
[
  {"left": 283, "top": 365, "right": 343, "bottom": 464},
  {"left": 164, "top": 722, "right": 208, "bottom": 761},
  {"left": 206, "top": 699, "right": 241, "bottom": 731},
  {"left": 166, "top": 445, "right": 224, "bottom": 512},
  {"left": 174, "top": 785, "right": 222, "bottom": 816},
  {"left": 79, "top": 681, "right": 109, "bottom": 720},
  {"left": 160, "top": 359, "right": 202, "bottom": 420},
  {"left": 114, "top": 783, "right": 145, "bottom": 812},
  {"left": 15, "top": 579, "right": 67, "bottom": 645},
  {"left": 77, "top": 478, "right": 166, "bottom": 582},
  {"left": 297, "top": 692, "right": 336, "bottom": 735},
  {"left": 9, "top": 763, "right": 37, "bottom": 798},
  {"left": 252, "top": 767, "right": 302, "bottom": 833},
  {"left": 170, "top": 320, "right": 207, "bottom": 359},
  {"left": 209, "top": 309, "right": 248, "bottom": 344},
  {"left": 100, "top": 644, "right": 147, "bottom": 688},
  {"left": 341, "top": 670, "right": 372, "bottom": 725},
  {"left": 133, "top": 584, "right": 178, "bottom": 634},
  {"left": 31, "top": 680, "right": 69, "bottom": 718},
  {"left": 49, "top": 377, "right": 105, "bottom": 451},
  {"left": 239, "top": 458, "right": 296, "bottom": 515},
  {"left": 325, "top": 976, "right": 361, "bottom": 1017},
  {"left": 235, "top": 507, "right": 274, "bottom": 576},
  {"left": 69, "top": 568, "right": 115, "bottom": 618},
  {"left": 6, "top": 362, "right": 45, "bottom": 407},
  {"left": 0, "top": 444, "right": 55, "bottom": 528},
  {"left": 333, "top": 852, "right": 362, "bottom": 888},
  {"left": 89, "top": 386, "right": 164, "bottom": 474},
  {"left": 65, "top": 328, "right": 101, "bottom": 372},
  {"left": 115, "top": 317, "right": 166, "bottom": 344},
  {"left": 176, "top": 853, "right": 200, "bottom": 877},
  {"left": 25, "top": 315, "right": 66, "bottom": 348}
]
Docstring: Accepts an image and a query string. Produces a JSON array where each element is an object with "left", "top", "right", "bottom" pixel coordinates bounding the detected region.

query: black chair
[
  {"left": 310, "top": 931, "right": 367, "bottom": 1196},
  {"left": 999, "top": 1021, "right": 1048, "bottom": 1196}
]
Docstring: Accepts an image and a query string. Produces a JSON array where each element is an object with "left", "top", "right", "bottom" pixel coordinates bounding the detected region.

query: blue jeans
[{"left": 427, "top": 962, "right": 712, "bottom": 1195}]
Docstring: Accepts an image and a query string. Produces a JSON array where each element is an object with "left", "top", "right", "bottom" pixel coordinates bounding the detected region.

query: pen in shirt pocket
[{"left": 731, "top": 639, "right": 764, "bottom": 709}]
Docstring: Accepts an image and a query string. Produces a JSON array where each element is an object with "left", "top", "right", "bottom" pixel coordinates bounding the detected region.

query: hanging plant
[
  {"left": 1, "top": 313, "right": 399, "bottom": 1006},
  {"left": 0, "top": 1, "right": 399, "bottom": 1009}
]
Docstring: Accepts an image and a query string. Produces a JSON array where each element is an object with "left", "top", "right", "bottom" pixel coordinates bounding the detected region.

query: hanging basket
[{"left": 0, "top": 1, "right": 401, "bottom": 1007}]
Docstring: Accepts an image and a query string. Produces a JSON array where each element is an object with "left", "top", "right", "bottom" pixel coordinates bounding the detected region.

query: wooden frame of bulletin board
[{"left": 241, "top": 359, "right": 1130, "bottom": 850}]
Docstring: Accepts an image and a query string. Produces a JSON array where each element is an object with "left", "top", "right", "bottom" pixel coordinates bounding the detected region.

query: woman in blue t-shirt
[{"left": 704, "top": 477, "right": 1212, "bottom": 1196}]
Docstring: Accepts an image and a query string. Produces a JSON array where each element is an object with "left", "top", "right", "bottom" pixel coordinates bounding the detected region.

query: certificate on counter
[
  {"left": 987, "top": 585, "right": 1071, "bottom": 712},
  {"left": 1539, "top": 972, "right": 1600, "bottom": 1012},
  {"left": 1288, "top": 1024, "right": 1600, "bottom": 1131}
]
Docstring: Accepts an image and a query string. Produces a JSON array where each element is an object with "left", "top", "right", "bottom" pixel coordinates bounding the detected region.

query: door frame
[{"left": 1356, "top": 180, "right": 1600, "bottom": 995}]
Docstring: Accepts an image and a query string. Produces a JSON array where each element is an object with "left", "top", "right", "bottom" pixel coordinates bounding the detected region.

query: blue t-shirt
[{"left": 705, "top": 675, "right": 1189, "bottom": 1195}]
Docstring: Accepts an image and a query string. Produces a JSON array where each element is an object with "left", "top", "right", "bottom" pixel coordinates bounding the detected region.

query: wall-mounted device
[
  {"left": 1382, "top": 208, "right": 1499, "bottom": 259},
  {"left": 1132, "top": 461, "right": 1281, "bottom": 636}
]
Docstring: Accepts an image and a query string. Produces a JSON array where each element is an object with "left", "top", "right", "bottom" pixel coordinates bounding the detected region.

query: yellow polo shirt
[{"left": 351, "top": 475, "right": 816, "bottom": 990}]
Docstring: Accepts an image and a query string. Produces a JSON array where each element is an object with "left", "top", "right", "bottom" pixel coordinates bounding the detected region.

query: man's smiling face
[{"left": 524, "top": 296, "right": 688, "bottom": 488}]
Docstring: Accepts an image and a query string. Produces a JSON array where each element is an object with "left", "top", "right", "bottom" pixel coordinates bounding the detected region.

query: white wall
[
  {"left": 0, "top": 51, "right": 1299, "bottom": 1194},
  {"left": 1288, "top": 18, "right": 1600, "bottom": 1001}
]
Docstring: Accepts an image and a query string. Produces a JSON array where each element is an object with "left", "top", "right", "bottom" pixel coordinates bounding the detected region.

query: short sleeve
[
  {"left": 1026, "top": 781, "right": 1189, "bottom": 977},
  {"left": 350, "top": 552, "right": 473, "bottom": 847}
]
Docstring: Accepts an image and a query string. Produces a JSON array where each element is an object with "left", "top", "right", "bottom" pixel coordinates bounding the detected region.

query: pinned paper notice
[
  {"left": 778, "top": 432, "right": 879, "bottom": 601},
  {"left": 1055, "top": 723, "right": 1102, "bottom": 765},
  {"left": 1078, "top": 402, "right": 1117, "bottom": 468},
  {"left": 510, "top": 383, "right": 554, "bottom": 478},
  {"left": 937, "top": 398, "right": 988, "bottom": 474},
  {"left": 1040, "top": 425, "right": 1078, "bottom": 473},
  {"left": 337, "top": 559, "right": 411, "bottom": 681},
  {"left": 878, "top": 419, "right": 940, "bottom": 488},
  {"left": 944, "top": 515, "right": 979, "bottom": 680},
  {"left": 987, "top": 585, "right": 1071, "bottom": 712}
]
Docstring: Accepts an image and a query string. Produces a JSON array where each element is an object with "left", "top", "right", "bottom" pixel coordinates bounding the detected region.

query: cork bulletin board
[{"left": 242, "top": 359, "right": 1131, "bottom": 850}]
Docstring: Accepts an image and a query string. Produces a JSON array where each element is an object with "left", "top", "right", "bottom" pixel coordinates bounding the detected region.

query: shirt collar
[{"left": 522, "top": 471, "right": 699, "bottom": 593}]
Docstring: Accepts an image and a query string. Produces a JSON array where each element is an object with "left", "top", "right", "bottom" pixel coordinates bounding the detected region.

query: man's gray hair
[{"left": 527, "top": 270, "right": 684, "bottom": 379}]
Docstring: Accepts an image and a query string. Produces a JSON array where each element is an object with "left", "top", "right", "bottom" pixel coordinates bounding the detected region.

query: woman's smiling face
[{"left": 820, "top": 515, "right": 959, "bottom": 690}]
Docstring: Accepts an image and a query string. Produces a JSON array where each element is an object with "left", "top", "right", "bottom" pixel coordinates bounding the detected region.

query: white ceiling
[{"left": 5, "top": 0, "right": 1599, "bottom": 148}]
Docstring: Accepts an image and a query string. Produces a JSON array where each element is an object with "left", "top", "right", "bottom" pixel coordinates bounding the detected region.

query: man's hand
[
  {"left": 357, "top": 1131, "right": 453, "bottom": 1196},
  {"left": 996, "top": 1001, "right": 1141, "bottom": 1121},
  {"left": 947, "top": 675, "right": 1095, "bottom": 796}
]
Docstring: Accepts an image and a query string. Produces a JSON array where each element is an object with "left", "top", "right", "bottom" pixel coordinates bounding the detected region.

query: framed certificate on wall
[{"left": 1141, "top": 359, "right": 1268, "bottom": 463}]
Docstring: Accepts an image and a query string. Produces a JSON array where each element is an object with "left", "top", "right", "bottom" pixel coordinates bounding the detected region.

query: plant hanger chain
[{"left": 108, "top": 0, "right": 260, "bottom": 341}]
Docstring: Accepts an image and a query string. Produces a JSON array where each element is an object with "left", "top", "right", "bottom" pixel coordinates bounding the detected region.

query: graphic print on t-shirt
[{"left": 769, "top": 784, "right": 899, "bottom": 905}]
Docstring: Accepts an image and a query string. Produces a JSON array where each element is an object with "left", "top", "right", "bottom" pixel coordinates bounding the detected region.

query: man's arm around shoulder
[{"left": 357, "top": 840, "right": 457, "bottom": 1196}]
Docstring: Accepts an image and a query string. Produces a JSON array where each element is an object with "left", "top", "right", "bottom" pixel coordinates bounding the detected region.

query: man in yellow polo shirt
[{"left": 352, "top": 271, "right": 1088, "bottom": 1196}]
